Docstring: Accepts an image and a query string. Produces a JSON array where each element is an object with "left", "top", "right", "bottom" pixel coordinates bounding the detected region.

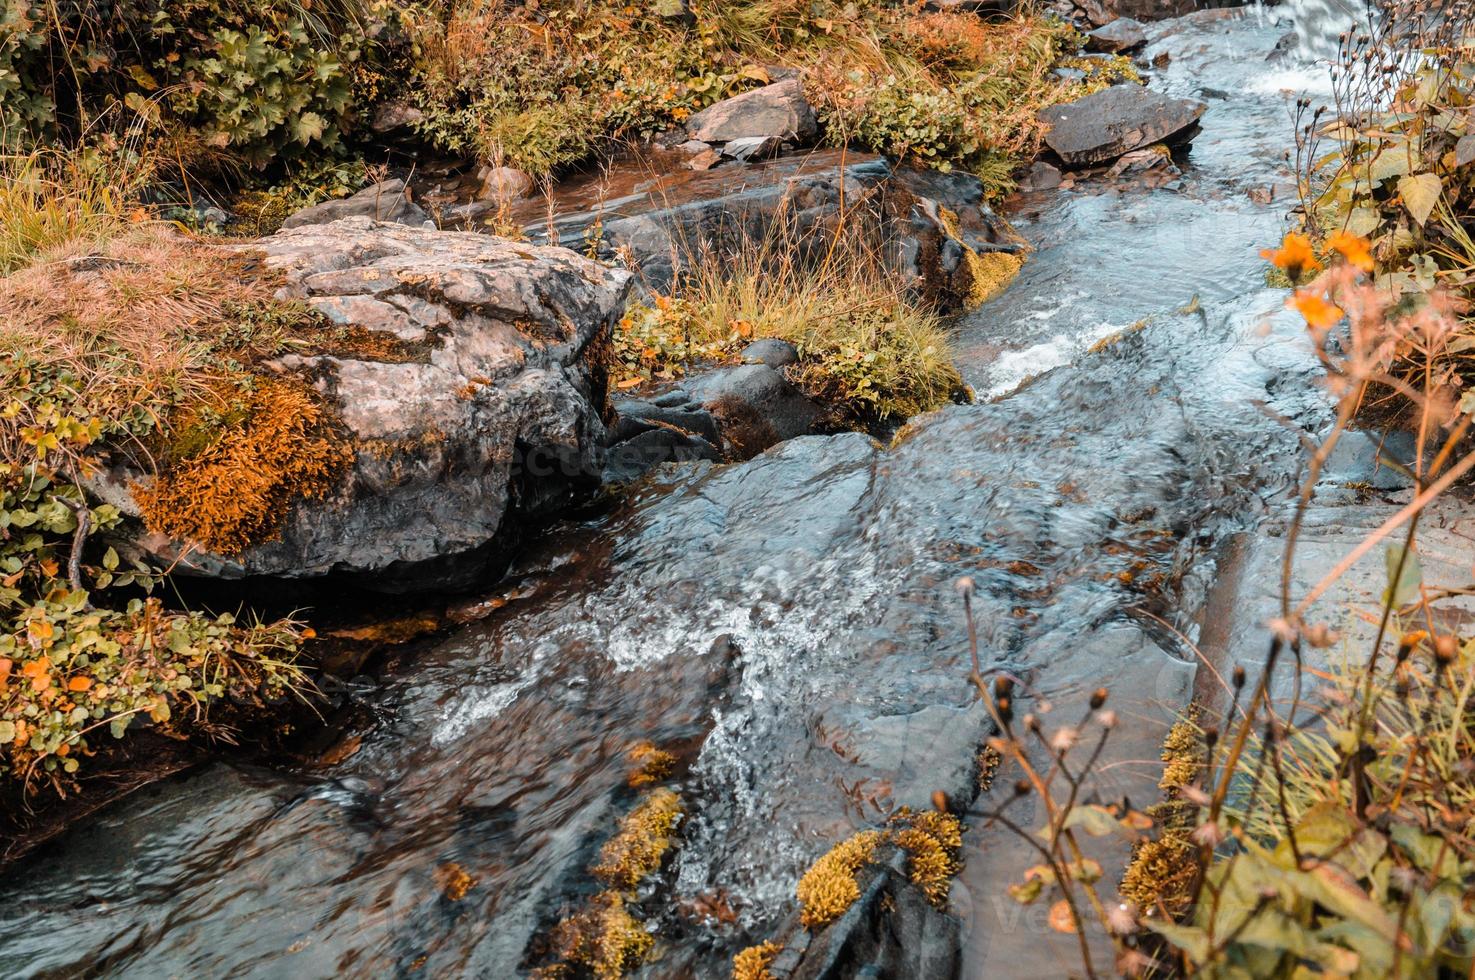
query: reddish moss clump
[{"left": 136, "top": 377, "right": 351, "bottom": 555}]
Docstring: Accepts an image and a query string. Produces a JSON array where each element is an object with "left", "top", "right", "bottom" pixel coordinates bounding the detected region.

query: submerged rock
[
  {"left": 281, "top": 179, "right": 429, "bottom": 230},
  {"left": 109, "top": 218, "right": 632, "bottom": 588},
  {"left": 685, "top": 78, "right": 818, "bottom": 145},
  {"left": 1038, "top": 84, "right": 1206, "bottom": 167}
]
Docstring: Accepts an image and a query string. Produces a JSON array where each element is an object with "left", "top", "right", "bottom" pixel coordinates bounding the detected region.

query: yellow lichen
[
  {"left": 626, "top": 740, "right": 676, "bottom": 788},
  {"left": 731, "top": 940, "right": 782, "bottom": 980},
  {"left": 977, "top": 745, "right": 1002, "bottom": 793},
  {"left": 1119, "top": 708, "right": 1204, "bottom": 916},
  {"left": 963, "top": 250, "right": 1024, "bottom": 309},
  {"left": 892, "top": 810, "right": 965, "bottom": 907},
  {"left": 935, "top": 206, "right": 1026, "bottom": 310},
  {"left": 1158, "top": 707, "right": 1205, "bottom": 792},
  {"left": 551, "top": 891, "right": 654, "bottom": 980},
  {"left": 592, "top": 788, "right": 683, "bottom": 890},
  {"left": 796, "top": 829, "right": 885, "bottom": 929},
  {"left": 135, "top": 377, "right": 351, "bottom": 555}
]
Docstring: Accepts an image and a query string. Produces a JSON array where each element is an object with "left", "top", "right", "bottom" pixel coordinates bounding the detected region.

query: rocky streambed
[{"left": 0, "top": 8, "right": 1412, "bottom": 980}]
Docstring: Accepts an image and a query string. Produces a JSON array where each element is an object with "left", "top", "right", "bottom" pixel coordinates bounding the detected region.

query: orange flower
[
  {"left": 1261, "top": 232, "right": 1321, "bottom": 280},
  {"left": 1326, "top": 230, "right": 1374, "bottom": 272},
  {"left": 1289, "top": 289, "right": 1345, "bottom": 329}
]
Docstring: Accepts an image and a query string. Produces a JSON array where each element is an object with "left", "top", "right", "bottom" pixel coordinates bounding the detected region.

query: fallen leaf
[{"left": 1048, "top": 899, "right": 1078, "bottom": 933}]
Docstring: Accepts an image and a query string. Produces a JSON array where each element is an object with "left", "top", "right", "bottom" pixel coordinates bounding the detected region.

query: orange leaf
[
  {"left": 0, "top": 658, "right": 11, "bottom": 680},
  {"left": 67, "top": 676, "right": 93, "bottom": 692},
  {"left": 1289, "top": 289, "right": 1345, "bottom": 329},
  {"left": 1327, "top": 230, "right": 1374, "bottom": 272},
  {"left": 1048, "top": 899, "right": 1078, "bottom": 934},
  {"left": 20, "top": 656, "right": 50, "bottom": 677},
  {"left": 616, "top": 377, "right": 644, "bottom": 389},
  {"left": 30, "top": 673, "right": 52, "bottom": 693},
  {"left": 1260, "top": 232, "right": 1321, "bottom": 280}
]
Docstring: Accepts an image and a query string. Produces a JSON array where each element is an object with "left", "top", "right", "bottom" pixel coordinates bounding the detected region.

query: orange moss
[
  {"left": 732, "top": 940, "right": 782, "bottom": 980},
  {"left": 551, "top": 891, "right": 654, "bottom": 980},
  {"left": 626, "top": 740, "right": 677, "bottom": 788},
  {"left": 136, "top": 377, "right": 350, "bottom": 555}
]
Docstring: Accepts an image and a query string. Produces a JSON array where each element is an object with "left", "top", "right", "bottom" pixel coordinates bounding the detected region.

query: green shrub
[{"left": 0, "top": 0, "right": 393, "bottom": 168}]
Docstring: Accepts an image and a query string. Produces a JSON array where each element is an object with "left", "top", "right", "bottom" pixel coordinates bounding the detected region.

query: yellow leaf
[{"left": 1398, "top": 172, "right": 1442, "bottom": 225}]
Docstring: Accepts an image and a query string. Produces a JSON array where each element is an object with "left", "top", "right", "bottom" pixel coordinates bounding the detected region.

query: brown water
[{"left": 0, "top": 9, "right": 1341, "bottom": 978}]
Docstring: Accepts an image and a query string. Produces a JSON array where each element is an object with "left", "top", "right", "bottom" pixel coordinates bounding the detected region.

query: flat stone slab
[{"left": 1038, "top": 84, "right": 1206, "bottom": 167}]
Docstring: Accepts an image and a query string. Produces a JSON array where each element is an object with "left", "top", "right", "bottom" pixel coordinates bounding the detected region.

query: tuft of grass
[
  {"left": 0, "top": 152, "right": 136, "bottom": 275},
  {"left": 614, "top": 220, "right": 968, "bottom": 426}
]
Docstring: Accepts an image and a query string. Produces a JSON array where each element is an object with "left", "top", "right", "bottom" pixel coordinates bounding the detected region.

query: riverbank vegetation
[
  {"left": 1294, "top": 0, "right": 1475, "bottom": 423},
  {"left": 972, "top": 229, "right": 1475, "bottom": 976},
  {"left": 2, "top": 0, "right": 1079, "bottom": 197}
]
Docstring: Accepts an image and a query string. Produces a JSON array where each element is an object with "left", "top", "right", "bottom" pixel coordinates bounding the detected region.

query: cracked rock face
[{"left": 124, "top": 218, "right": 633, "bottom": 588}]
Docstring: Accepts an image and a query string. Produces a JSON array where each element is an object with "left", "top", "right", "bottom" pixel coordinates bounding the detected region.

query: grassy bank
[{"left": 0, "top": 156, "right": 347, "bottom": 793}]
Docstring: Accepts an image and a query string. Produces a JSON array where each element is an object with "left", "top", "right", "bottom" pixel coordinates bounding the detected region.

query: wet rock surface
[
  {"left": 105, "top": 218, "right": 632, "bottom": 587},
  {"left": 1087, "top": 17, "right": 1149, "bottom": 52},
  {"left": 1039, "top": 84, "right": 1206, "bottom": 167},
  {"left": 282, "top": 178, "right": 429, "bottom": 229},
  {"left": 602, "top": 351, "right": 826, "bottom": 482}
]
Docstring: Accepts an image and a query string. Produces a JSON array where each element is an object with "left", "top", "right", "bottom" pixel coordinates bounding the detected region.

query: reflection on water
[{"left": 0, "top": 9, "right": 1342, "bottom": 979}]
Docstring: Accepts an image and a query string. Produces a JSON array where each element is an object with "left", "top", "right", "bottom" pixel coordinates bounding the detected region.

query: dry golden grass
[
  {"left": 0, "top": 227, "right": 284, "bottom": 445},
  {"left": 617, "top": 215, "right": 968, "bottom": 425},
  {"left": 0, "top": 152, "right": 136, "bottom": 275},
  {"left": 0, "top": 220, "right": 361, "bottom": 554}
]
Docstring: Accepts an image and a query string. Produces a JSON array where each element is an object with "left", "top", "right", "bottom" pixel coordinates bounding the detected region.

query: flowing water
[{"left": 1, "top": 9, "right": 1345, "bottom": 979}]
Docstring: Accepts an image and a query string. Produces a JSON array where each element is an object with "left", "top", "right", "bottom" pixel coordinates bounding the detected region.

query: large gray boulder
[
  {"left": 1038, "top": 84, "right": 1206, "bottom": 167},
  {"left": 685, "top": 77, "right": 818, "bottom": 145},
  {"left": 114, "top": 218, "right": 632, "bottom": 588}
]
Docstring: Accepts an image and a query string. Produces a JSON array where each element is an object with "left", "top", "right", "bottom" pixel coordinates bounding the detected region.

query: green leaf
[
  {"left": 1398, "top": 172, "right": 1442, "bottom": 225},
  {"left": 1383, "top": 544, "right": 1422, "bottom": 608},
  {"left": 1144, "top": 920, "right": 1211, "bottom": 961},
  {"left": 0, "top": 721, "right": 14, "bottom": 743},
  {"left": 102, "top": 547, "right": 118, "bottom": 572},
  {"left": 291, "top": 111, "right": 326, "bottom": 144}
]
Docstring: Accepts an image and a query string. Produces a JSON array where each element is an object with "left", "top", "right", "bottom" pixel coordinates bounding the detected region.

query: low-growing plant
[
  {"left": 1294, "top": 2, "right": 1475, "bottom": 420},
  {"left": 0, "top": 356, "right": 309, "bottom": 789},
  {"left": 1, "top": 0, "right": 399, "bottom": 170}
]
